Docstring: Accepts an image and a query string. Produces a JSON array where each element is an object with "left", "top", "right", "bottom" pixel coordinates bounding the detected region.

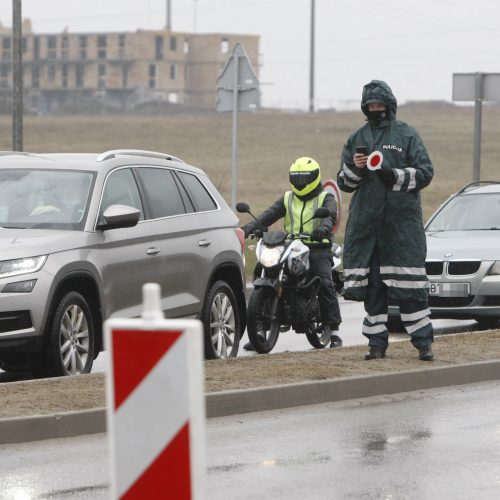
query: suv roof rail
[
  {"left": 96, "top": 149, "right": 185, "bottom": 163},
  {"left": 0, "top": 151, "right": 34, "bottom": 157},
  {"left": 456, "top": 180, "right": 500, "bottom": 195}
]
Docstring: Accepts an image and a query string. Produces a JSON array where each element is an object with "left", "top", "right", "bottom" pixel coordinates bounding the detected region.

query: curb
[
  {"left": 205, "top": 359, "right": 500, "bottom": 417},
  {"left": 0, "top": 408, "right": 106, "bottom": 445},
  {"left": 1, "top": 359, "right": 499, "bottom": 444}
]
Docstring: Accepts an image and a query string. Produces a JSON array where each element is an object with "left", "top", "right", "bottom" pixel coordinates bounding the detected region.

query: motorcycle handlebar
[{"left": 245, "top": 231, "right": 313, "bottom": 241}]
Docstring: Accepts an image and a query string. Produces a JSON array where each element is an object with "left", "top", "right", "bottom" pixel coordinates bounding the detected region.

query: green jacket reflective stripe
[{"left": 284, "top": 190, "right": 329, "bottom": 245}]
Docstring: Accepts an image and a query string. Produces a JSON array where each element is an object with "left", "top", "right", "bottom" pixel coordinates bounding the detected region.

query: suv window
[
  {"left": 0, "top": 168, "right": 94, "bottom": 230},
  {"left": 177, "top": 171, "right": 217, "bottom": 212},
  {"left": 100, "top": 168, "right": 144, "bottom": 221},
  {"left": 138, "top": 167, "right": 185, "bottom": 218}
]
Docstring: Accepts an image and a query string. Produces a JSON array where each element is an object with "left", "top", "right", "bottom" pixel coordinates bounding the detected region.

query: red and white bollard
[{"left": 105, "top": 283, "right": 205, "bottom": 499}]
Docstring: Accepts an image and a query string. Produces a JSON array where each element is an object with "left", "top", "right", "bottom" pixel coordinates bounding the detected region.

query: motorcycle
[{"left": 237, "top": 202, "right": 344, "bottom": 354}]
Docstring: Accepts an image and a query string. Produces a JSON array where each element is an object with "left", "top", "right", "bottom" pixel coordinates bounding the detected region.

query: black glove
[
  {"left": 241, "top": 224, "right": 253, "bottom": 238},
  {"left": 376, "top": 168, "right": 396, "bottom": 186},
  {"left": 311, "top": 227, "right": 328, "bottom": 242}
]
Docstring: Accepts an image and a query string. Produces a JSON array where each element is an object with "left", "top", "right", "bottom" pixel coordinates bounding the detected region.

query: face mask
[{"left": 366, "top": 109, "right": 388, "bottom": 122}]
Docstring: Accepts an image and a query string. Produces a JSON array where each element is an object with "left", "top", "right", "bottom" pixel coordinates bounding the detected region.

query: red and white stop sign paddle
[
  {"left": 322, "top": 179, "right": 342, "bottom": 233},
  {"left": 367, "top": 151, "right": 384, "bottom": 170},
  {"left": 105, "top": 283, "right": 205, "bottom": 500}
]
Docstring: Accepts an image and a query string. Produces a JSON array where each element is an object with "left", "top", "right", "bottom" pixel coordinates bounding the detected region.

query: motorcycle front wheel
[{"left": 247, "top": 288, "right": 280, "bottom": 354}]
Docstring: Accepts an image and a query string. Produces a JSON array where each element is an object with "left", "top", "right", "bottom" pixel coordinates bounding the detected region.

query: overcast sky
[{"left": 1, "top": 0, "right": 499, "bottom": 109}]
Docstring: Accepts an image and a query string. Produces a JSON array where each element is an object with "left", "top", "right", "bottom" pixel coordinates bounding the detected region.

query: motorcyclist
[{"left": 241, "top": 156, "right": 342, "bottom": 350}]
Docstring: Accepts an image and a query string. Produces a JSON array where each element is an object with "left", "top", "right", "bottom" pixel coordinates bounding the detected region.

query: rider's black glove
[
  {"left": 241, "top": 224, "right": 253, "bottom": 238},
  {"left": 376, "top": 168, "right": 396, "bottom": 187},
  {"left": 311, "top": 227, "right": 328, "bottom": 242}
]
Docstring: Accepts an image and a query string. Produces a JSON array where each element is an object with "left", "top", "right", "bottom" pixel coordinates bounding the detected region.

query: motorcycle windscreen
[{"left": 263, "top": 230, "right": 287, "bottom": 246}]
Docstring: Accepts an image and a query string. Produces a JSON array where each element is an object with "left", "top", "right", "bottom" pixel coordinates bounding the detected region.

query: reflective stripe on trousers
[{"left": 362, "top": 248, "right": 433, "bottom": 349}]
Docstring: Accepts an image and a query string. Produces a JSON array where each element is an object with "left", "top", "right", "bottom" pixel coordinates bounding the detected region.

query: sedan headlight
[
  {"left": 0, "top": 256, "right": 47, "bottom": 279},
  {"left": 258, "top": 246, "right": 284, "bottom": 268}
]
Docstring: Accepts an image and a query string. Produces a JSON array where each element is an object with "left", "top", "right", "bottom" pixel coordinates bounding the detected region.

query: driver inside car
[{"left": 241, "top": 156, "right": 342, "bottom": 350}]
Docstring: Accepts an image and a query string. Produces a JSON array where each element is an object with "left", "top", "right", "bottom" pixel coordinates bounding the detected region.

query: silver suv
[{"left": 0, "top": 150, "right": 246, "bottom": 376}]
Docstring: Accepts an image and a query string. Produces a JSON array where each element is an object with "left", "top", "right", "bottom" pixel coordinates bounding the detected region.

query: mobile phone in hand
[{"left": 355, "top": 146, "right": 368, "bottom": 156}]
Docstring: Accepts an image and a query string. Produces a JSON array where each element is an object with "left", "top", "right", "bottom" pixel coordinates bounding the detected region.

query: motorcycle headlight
[
  {"left": 0, "top": 255, "right": 47, "bottom": 279},
  {"left": 258, "top": 246, "right": 284, "bottom": 268}
]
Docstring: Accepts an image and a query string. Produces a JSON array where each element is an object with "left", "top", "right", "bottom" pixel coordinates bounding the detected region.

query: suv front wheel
[
  {"left": 202, "top": 280, "right": 241, "bottom": 360},
  {"left": 38, "top": 291, "right": 95, "bottom": 377}
]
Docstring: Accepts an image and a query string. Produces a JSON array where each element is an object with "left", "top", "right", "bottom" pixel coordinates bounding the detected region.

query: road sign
[
  {"left": 106, "top": 284, "right": 205, "bottom": 500},
  {"left": 216, "top": 43, "right": 260, "bottom": 112},
  {"left": 452, "top": 72, "right": 500, "bottom": 181},
  {"left": 322, "top": 179, "right": 342, "bottom": 234},
  {"left": 453, "top": 73, "right": 500, "bottom": 101},
  {"left": 216, "top": 43, "right": 260, "bottom": 210}
]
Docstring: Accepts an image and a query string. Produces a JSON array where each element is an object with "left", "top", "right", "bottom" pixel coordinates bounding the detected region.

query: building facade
[{"left": 0, "top": 20, "right": 259, "bottom": 113}]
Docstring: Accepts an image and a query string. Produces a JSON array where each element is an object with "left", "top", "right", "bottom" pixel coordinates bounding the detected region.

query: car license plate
[{"left": 429, "top": 282, "right": 469, "bottom": 297}]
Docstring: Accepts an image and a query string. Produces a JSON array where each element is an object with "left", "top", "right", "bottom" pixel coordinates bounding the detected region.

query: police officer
[
  {"left": 337, "top": 80, "right": 434, "bottom": 361},
  {"left": 242, "top": 157, "right": 342, "bottom": 350}
]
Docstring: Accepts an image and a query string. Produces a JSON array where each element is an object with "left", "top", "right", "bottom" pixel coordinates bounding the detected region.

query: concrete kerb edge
[
  {"left": 0, "top": 408, "right": 106, "bottom": 445},
  {"left": 1, "top": 359, "right": 499, "bottom": 444},
  {"left": 206, "top": 359, "right": 500, "bottom": 417}
]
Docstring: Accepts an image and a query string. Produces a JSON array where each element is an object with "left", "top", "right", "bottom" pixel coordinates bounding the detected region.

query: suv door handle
[
  {"left": 146, "top": 247, "right": 160, "bottom": 256},
  {"left": 198, "top": 239, "right": 211, "bottom": 247}
]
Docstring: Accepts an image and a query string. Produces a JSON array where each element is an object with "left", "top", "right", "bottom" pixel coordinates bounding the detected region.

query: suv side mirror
[{"left": 97, "top": 204, "right": 140, "bottom": 230}]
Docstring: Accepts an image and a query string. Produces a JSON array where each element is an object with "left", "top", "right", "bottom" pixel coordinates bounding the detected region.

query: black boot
[
  {"left": 364, "top": 346, "right": 386, "bottom": 360},
  {"left": 243, "top": 341, "right": 255, "bottom": 351},
  {"left": 330, "top": 334, "right": 343, "bottom": 348},
  {"left": 418, "top": 344, "right": 434, "bottom": 361},
  {"left": 324, "top": 324, "right": 342, "bottom": 348}
]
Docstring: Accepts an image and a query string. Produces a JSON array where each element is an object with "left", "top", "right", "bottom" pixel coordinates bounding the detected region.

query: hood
[
  {"left": 0, "top": 228, "right": 91, "bottom": 261},
  {"left": 361, "top": 80, "right": 397, "bottom": 119},
  {"left": 426, "top": 230, "right": 500, "bottom": 261}
]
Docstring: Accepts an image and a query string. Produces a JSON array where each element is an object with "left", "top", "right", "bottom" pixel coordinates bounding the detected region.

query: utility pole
[
  {"left": 193, "top": 0, "right": 199, "bottom": 33},
  {"left": 12, "top": 0, "right": 23, "bottom": 151},
  {"left": 472, "top": 72, "right": 483, "bottom": 181},
  {"left": 309, "top": 0, "right": 315, "bottom": 113},
  {"left": 165, "top": 0, "right": 172, "bottom": 31}
]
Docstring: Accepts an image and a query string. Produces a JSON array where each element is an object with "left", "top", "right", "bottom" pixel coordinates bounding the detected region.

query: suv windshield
[
  {"left": 427, "top": 192, "right": 500, "bottom": 231},
  {"left": 0, "top": 169, "right": 95, "bottom": 230}
]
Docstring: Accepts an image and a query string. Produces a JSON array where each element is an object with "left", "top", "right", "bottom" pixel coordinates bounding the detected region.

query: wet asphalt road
[
  {"left": 206, "top": 381, "right": 500, "bottom": 499},
  {"left": 1, "top": 381, "right": 499, "bottom": 499}
]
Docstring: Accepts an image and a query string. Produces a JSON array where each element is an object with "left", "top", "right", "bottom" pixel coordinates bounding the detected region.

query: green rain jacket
[{"left": 337, "top": 80, "right": 434, "bottom": 303}]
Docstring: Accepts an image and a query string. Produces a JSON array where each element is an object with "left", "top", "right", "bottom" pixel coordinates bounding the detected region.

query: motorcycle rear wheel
[
  {"left": 305, "top": 322, "right": 330, "bottom": 349},
  {"left": 247, "top": 288, "right": 280, "bottom": 354}
]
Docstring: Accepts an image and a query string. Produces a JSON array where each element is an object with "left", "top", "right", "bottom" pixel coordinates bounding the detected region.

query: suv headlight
[
  {"left": 258, "top": 246, "right": 284, "bottom": 268},
  {"left": 489, "top": 261, "right": 500, "bottom": 276},
  {"left": 0, "top": 256, "right": 47, "bottom": 279}
]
